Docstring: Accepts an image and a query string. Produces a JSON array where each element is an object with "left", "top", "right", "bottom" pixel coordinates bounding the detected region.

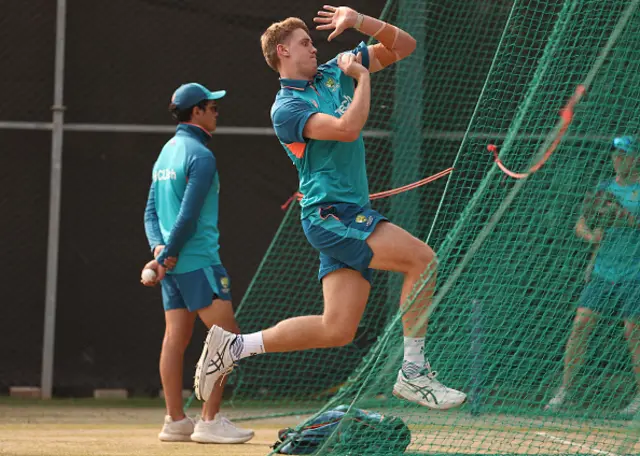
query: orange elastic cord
[
  {"left": 280, "top": 193, "right": 302, "bottom": 211},
  {"left": 370, "top": 167, "right": 454, "bottom": 200},
  {"left": 487, "top": 84, "right": 585, "bottom": 180},
  {"left": 280, "top": 167, "right": 454, "bottom": 210}
]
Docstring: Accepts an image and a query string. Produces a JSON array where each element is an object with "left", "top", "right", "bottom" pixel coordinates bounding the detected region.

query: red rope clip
[
  {"left": 488, "top": 84, "right": 585, "bottom": 179},
  {"left": 281, "top": 167, "right": 455, "bottom": 210}
]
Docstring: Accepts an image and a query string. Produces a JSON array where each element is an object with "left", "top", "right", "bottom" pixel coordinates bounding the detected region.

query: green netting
[{"left": 230, "top": 0, "right": 640, "bottom": 454}]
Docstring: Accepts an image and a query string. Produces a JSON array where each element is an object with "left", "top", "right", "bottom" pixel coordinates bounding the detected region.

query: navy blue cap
[
  {"left": 613, "top": 136, "right": 639, "bottom": 155},
  {"left": 170, "top": 83, "right": 226, "bottom": 109}
]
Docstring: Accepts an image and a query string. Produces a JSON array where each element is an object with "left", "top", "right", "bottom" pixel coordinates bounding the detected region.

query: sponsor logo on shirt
[
  {"left": 335, "top": 95, "right": 353, "bottom": 116},
  {"left": 153, "top": 168, "right": 177, "bottom": 182},
  {"left": 355, "top": 214, "right": 367, "bottom": 223}
]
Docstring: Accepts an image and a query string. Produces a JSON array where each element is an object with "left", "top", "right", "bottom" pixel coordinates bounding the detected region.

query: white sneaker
[
  {"left": 620, "top": 394, "right": 640, "bottom": 417},
  {"left": 194, "top": 325, "right": 238, "bottom": 401},
  {"left": 392, "top": 367, "right": 466, "bottom": 410},
  {"left": 191, "top": 414, "right": 255, "bottom": 444},
  {"left": 158, "top": 415, "right": 195, "bottom": 442},
  {"left": 544, "top": 387, "right": 567, "bottom": 411}
]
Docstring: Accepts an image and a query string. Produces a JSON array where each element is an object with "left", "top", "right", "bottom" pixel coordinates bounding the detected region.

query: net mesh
[{"left": 232, "top": 0, "right": 640, "bottom": 454}]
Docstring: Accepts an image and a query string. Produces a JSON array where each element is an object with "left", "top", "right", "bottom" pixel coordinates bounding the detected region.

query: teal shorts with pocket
[
  {"left": 161, "top": 263, "right": 231, "bottom": 312},
  {"left": 302, "top": 203, "right": 388, "bottom": 284}
]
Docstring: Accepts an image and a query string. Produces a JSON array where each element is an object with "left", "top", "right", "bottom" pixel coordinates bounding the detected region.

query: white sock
[
  {"left": 231, "top": 331, "right": 265, "bottom": 361},
  {"left": 403, "top": 337, "right": 426, "bottom": 365}
]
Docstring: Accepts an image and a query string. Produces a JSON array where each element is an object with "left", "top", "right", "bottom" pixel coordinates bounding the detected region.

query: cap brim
[
  {"left": 207, "top": 90, "right": 226, "bottom": 100},
  {"left": 613, "top": 138, "right": 637, "bottom": 154}
]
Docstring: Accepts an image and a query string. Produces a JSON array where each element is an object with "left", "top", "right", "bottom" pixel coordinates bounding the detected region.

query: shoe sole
[
  {"left": 191, "top": 432, "right": 255, "bottom": 444},
  {"left": 194, "top": 327, "right": 218, "bottom": 401},
  {"left": 392, "top": 387, "right": 466, "bottom": 411},
  {"left": 158, "top": 432, "right": 193, "bottom": 442}
]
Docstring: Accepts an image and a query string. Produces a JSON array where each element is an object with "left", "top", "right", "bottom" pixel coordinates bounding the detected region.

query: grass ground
[
  {"left": 0, "top": 398, "right": 637, "bottom": 455},
  {"left": 0, "top": 398, "right": 305, "bottom": 456}
]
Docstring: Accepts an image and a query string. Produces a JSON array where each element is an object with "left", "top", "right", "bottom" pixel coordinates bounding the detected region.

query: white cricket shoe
[
  {"left": 191, "top": 414, "right": 255, "bottom": 444},
  {"left": 392, "top": 367, "right": 466, "bottom": 410},
  {"left": 619, "top": 394, "right": 640, "bottom": 417},
  {"left": 544, "top": 387, "right": 567, "bottom": 411},
  {"left": 158, "top": 415, "right": 195, "bottom": 442},
  {"left": 194, "top": 325, "right": 238, "bottom": 401}
]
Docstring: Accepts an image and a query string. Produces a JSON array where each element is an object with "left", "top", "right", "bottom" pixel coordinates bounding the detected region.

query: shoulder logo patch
[{"left": 325, "top": 77, "right": 340, "bottom": 92}]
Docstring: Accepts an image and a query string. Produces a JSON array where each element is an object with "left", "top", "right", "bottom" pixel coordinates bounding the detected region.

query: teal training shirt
[
  {"left": 271, "top": 42, "right": 371, "bottom": 219},
  {"left": 592, "top": 178, "right": 640, "bottom": 282},
  {"left": 144, "top": 123, "right": 221, "bottom": 274}
]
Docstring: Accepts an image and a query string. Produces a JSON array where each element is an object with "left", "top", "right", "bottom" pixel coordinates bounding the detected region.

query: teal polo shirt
[
  {"left": 271, "top": 42, "right": 371, "bottom": 220},
  {"left": 593, "top": 178, "right": 640, "bottom": 282},
  {"left": 144, "top": 123, "right": 221, "bottom": 274}
]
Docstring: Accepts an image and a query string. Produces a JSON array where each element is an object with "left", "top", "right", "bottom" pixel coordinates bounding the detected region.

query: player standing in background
[
  {"left": 141, "top": 83, "right": 254, "bottom": 443},
  {"left": 546, "top": 136, "right": 640, "bottom": 417},
  {"left": 194, "top": 5, "right": 467, "bottom": 410}
]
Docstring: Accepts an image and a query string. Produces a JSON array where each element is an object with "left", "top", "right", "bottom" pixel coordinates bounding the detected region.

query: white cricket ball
[{"left": 141, "top": 268, "right": 157, "bottom": 282}]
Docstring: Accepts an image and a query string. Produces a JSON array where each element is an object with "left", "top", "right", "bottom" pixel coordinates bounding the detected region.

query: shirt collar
[
  {"left": 279, "top": 73, "right": 323, "bottom": 91},
  {"left": 279, "top": 77, "right": 311, "bottom": 91},
  {"left": 176, "top": 123, "right": 212, "bottom": 144}
]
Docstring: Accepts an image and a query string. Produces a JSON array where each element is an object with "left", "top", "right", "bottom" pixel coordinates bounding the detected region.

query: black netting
[
  {"left": 0, "top": 130, "right": 51, "bottom": 389},
  {"left": 0, "top": 0, "right": 56, "bottom": 121}
]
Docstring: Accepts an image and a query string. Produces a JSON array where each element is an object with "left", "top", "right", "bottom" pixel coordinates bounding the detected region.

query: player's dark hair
[{"left": 168, "top": 99, "right": 209, "bottom": 123}]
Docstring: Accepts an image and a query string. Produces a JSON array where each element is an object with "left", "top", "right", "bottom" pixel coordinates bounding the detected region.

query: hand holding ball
[
  {"left": 141, "top": 268, "right": 157, "bottom": 284},
  {"left": 141, "top": 258, "right": 169, "bottom": 287}
]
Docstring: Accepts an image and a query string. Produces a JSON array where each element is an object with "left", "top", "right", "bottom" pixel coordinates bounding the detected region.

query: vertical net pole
[
  {"left": 382, "top": 0, "right": 428, "bottom": 377},
  {"left": 41, "top": 0, "right": 67, "bottom": 400},
  {"left": 390, "top": 0, "right": 426, "bottom": 231}
]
